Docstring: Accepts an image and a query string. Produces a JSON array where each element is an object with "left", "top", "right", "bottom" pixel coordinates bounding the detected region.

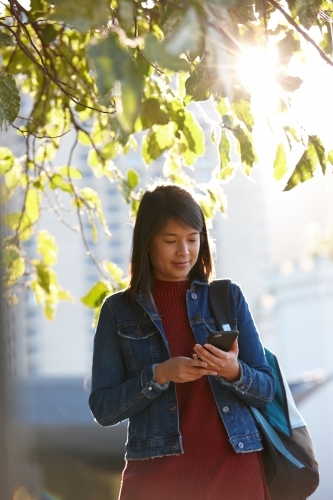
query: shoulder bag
[{"left": 209, "top": 279, "right": 319, "bottom": 500}]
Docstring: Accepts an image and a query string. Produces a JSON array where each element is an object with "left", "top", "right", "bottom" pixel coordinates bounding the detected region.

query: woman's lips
[{"left": 172, "top": 261, "right": 189, "bottom": 267}]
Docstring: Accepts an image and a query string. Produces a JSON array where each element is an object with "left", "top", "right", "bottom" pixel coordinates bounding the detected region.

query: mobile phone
[{"left": 204, "top": 331, "right": 239, "bottom": 352}]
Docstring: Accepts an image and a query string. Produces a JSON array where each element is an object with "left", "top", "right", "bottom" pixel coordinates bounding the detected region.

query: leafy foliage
[{"left": 1, "top": 0, "right": 333, "bottom": 318}]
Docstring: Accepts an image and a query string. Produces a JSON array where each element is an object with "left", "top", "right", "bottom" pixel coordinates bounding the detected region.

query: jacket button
[
  {"left": 148, "top": 386, "right": 152, "bottom": 391},
  {"left": 222, "top": 406, "right": 229, "bottom": 413},
  {"left": 238, "top": 442, "right": 244, "bottom": 449},
  {"left": 191, "top": 293, "right": 197, "bottom": 299}
]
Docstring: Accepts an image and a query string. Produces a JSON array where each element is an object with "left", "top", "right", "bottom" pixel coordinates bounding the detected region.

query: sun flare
[
  {"left": 238, "top": 46, "right": 278, "bottom": 91},
  {"left": 238, "top": 46, "right": 280, "bottom": 116}
]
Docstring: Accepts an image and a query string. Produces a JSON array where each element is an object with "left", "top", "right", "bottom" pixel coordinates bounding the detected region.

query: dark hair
[{"left": 128, "top": 183, "right": 214, "bottom": 303}]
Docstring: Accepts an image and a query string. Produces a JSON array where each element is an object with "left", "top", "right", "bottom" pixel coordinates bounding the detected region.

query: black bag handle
[{"left": 208, "top": 279, "right": 231, "bottom": 330}]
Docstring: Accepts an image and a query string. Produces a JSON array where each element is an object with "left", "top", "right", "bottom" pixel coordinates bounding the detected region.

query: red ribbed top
[{"left": 119, "top": 280, "right": 270, "bottom": 500}]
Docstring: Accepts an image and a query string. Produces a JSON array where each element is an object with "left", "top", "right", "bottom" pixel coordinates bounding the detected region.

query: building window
[
  {"left": 108, "top": 186, "right": 118, "bottom": 196},
  {"left": 27, "top": 328, "right": 38, "bottom": 337},
  {"left": 28, "top": 344, "right": 39, "bottom": 355},
  {"left": 27, "top": 307, "right": 38, "bottom": 318},
  {"left": 107, "top": 205, "right": 119, "bottom": 213}
]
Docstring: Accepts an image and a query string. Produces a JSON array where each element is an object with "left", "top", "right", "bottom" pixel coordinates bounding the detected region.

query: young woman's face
[{"left": 148, "top": 219, "right": 201, "bottom": 282}]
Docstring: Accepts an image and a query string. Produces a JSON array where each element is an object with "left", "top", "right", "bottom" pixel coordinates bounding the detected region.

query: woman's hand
[
  {"left": 155, "top": 357, "right": 218, "bottom": 385},
  {"left": 192, "top": 341, "right": 240, "bottom": 382}
]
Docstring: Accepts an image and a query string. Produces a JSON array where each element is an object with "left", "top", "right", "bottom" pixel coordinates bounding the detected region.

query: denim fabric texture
[{"left": 89, "top": 280, "right": 276, "bottom": 460}]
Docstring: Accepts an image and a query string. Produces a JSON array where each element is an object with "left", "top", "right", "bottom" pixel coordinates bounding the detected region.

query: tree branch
[{"left": 266, "top": 0, "right": 333, "bottom": 67}]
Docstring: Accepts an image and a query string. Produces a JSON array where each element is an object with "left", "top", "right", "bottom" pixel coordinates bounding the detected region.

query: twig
[{"left": 266, "top": 0, "right": 333, "bottom": 67}]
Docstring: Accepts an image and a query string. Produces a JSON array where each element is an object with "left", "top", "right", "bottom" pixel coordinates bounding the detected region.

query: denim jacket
[{"left": 89, "top": 280, "right": 275, "bottom": 460}]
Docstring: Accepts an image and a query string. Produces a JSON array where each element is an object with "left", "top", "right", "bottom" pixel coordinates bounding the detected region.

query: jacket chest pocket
[{"left": 117, "top": 321, "right": 164, "bottom": 373}]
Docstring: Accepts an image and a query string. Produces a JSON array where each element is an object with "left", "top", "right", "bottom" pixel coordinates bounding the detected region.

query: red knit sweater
[{"left": 119, "top": 280, "right": 270, "bottom": 500}]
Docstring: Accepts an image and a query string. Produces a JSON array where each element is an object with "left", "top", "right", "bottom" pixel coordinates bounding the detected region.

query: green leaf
[
  {"left": 140, "top": 98, "right": 169, "bottom": 129},
  {"left": 59, "top": 166, "right": 83, "bottom": 179},
  {"left": 35, "top": 262, "right": 51, "bottom": 293},
  {"left": 78, "top": 131, "right": 92, "bottom": 146},
  {"left": 48, "top": 0, "right": 110, "bottom": 32},
  {"left": 89, "top": 33, "right": 143, "bottom": 132},
  {"left": 198, "top": 195, "right": 214, "bottom": 220},
  {"left": 143, "top": 34, "right": 189, "bottom": 72},
  {"left": 50, "top": 174, "right": 75, "bottom": 193},
  {"left": 31, "top": 260, "right": 74, "bottom": 320},
  {"left": 0, "top": 183, "right": 12, "bottom": 204},
  {"left": 309, "top": 135, "right": 326, "bottom": 174},
  {"left": 119, "top": 169, "right": 140, "bottom": 202},
  {"left": 118, "top": 0, "right": 134, "bottom": 32},
  {"left": 87, "top": 149, "right": 104, "bottom": 177},
  {"left": 25, "top": 188, "right": 41, "bottom": 224},
  {"left": 0, "top": 31, "right": 15, "bottom": 46},
  {"left": 163, "top": 7, "right": 202, "bottom": 59},
  {"left": 284, "top": 135, "right": 327, "bottom": 190},
  {"left": 296, "top": 1, "right": 321, "bottom": 30},
  {"left": 163, "top": 154, "right": 192, "bottom": 185},
  {"left": 284, "top": 145, "right": 317, "bottom": 191},
  {"left": 0, "top": 147, "right": 14, "bottom": 175},
  {"left": 104, "top": 261, "right": 125, "bottom": 283},
  {"left": 142, "top": 123, "right": 176, "bottom": 164},
  {"left": 81, "top": 280, "right": 111, "bottom": 308},
  {"left": 327, "top": 150, "right": 333, "bottom": 165},
  {"left": 101, "top": 142, "right": 119, "bottom": 160},
  {"left": 127, "top": 169, "right": 140, "bottom": 190},
  {"left": 218, "top": 130, "right": 234, "bottom": 181},
  {"left": 2, "top": 212, "right": 32, "bottom": 241},
  {"left": 276, "top": 73, "right": 303, "bottom": 92},
  {"left": 0, "top": 71, "right": 20, "bottom": 130},
  {"left": 37, "top": 230, "right": 58, "bottom": 266},
  {"left": 273, "top": 143, "right": 288, "bottom": 180},
  {"left": 180, "top": 110, "right": 205, "bottom": 165},
  {"left": 232, "top": 126, "right": 257, "bottom": 173},
  {"left": 216, "top": 98, "right": 230, "bottom": 116},
  {"left": 34, "top": 141, "right": 58, "bottom": 163},
  {"left": 1, "top": 245, "right": 25, "bottom": 287},
  {"left": 39, "top": 24, "right": 60, "bottom": 44},
  {"left": 277, "top": 31, "right": 301, "bottom": 66},
  {"left": 231, "top": 99, "right": 254, "bottom": 133},
  {"left": 81, "top": 187, "right": 110, "bottom": 236},
  {"left": 207, "top": 185, "right": 227, "bottom": 213},
  {"left": 4, "top": 162, "right": 22, "bottom": 191},
  {"left": 185, "top": 62, "right": 211, "bottom": 104}
]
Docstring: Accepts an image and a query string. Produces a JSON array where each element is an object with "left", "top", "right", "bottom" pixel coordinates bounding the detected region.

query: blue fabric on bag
[
  {"left": 251, "top": 407, "right": 304, "bottom": 468},
  {"left": 263, "top": 348, "right": 292, "bottom": 437}
]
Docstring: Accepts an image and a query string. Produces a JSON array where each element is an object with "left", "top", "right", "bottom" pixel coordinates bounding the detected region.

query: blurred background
[{"left": 2, "top": 101, "right": 333, "bottom": 500}]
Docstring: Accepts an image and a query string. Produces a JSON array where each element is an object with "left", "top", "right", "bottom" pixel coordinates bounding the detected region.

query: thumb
[{"left": 229, "top": 339, "right": 239, "bottom": 354}]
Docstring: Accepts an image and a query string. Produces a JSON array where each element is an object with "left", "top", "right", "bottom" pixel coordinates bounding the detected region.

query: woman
[{"left": 89, "top": 183, "right": 275, "bottom": 500}]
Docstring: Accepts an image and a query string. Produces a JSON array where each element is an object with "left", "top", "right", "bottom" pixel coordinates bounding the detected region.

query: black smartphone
[{"left": 204, "top": 331, "right": 239, "bottom": 352}]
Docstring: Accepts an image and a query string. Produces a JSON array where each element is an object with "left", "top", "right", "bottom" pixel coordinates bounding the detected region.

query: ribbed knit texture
[{"left": 119, "top": 280, "right": 270, "bottom": 500}]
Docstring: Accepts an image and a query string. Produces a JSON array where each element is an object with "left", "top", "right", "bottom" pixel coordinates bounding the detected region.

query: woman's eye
[
  {"left": 189, "top": 239, "right": 198, "bottom": 243},
  {"left": 164, "top": 240, "right": 176, "bottom": 244}
]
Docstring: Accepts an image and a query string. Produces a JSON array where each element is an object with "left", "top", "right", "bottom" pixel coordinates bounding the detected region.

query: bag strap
[
  {"left": 208, "top": 279, "right": 232, "bottom": 330},
  {"left": 209, "top": 279, "right": 306, "bottom": 467},
  {"left": 251, "top": 407, "right": 305, "bottom": 469}
]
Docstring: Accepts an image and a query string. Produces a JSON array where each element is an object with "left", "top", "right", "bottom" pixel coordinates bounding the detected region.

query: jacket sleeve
[
  {"left": 217, "top": 283, "right": 276, "bottom": 407},
  {"left": 89, "top": 297, "right": 169, "bottom": 427}
]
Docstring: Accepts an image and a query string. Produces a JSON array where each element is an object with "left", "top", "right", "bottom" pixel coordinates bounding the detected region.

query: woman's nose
[{"left": 176, "top": 241, "right": 189, "bottom": 255}]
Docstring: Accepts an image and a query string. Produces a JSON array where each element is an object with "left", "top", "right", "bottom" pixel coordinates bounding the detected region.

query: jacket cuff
[
  {"left": 141, "top": 365, "right": 170, "bottom": 398},
  {"left": 216, "top": 360, "right": 252, "bottom": 393}
]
